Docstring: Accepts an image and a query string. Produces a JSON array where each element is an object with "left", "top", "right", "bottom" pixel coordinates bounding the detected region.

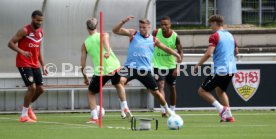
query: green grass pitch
[{"left": 0, "top": 110, "right": 275, "bottom": 139}]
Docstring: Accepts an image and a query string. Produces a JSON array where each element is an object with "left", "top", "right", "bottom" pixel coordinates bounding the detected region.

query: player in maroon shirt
[{"left": 8, "top": 10, "right": 48, "bottom": 123}]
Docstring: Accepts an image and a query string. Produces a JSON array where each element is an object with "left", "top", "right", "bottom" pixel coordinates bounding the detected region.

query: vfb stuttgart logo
[{"left": 232, "top": 70, "right": 260, "bottom": 102}]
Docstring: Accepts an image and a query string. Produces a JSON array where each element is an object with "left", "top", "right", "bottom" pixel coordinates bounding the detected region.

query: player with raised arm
[{"left": 113, "top": 16, "right": 182, "bottom": 117}]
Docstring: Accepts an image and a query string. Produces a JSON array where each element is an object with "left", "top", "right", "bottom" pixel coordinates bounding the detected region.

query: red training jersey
[{"left": 16, "top": 24, "right": 43, "bottom": 68}]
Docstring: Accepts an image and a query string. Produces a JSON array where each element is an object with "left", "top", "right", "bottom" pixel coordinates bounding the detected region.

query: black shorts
[
  {"left": 119, "top": 67, "right": 158, "bottom": 91},
  {"left": 89, "top": 72, "right": 121, "bottom": 93},
  {"left": 18, "top": 67, "right": 43, "bottom": 87},
  {"left": 153, "top": 68, "right": 176, "bottom": 86},
  {"left": 201, "top": 74, "right": 233, "bottom": 92}
]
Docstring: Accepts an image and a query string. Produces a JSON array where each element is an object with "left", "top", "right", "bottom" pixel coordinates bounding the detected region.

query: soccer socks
[
  {"left": 170, "top": 105, "right": 176, "bottom": 112},
  {"left": 120, "top": 101, "right": 133, "bottom": 119},
  {"left": 161, "top": 105, "right": 176, "bottom": 115},
  {"left": 120, "top": 101, "right": 129, "bottom": 111},
  {"left": 91, "top": 109, "right": 98, "bottom": 119},
  {"left": 160, "top": 105, "right": 166, "bottom": 113},
  {"left": 21, "top": 107, "right": 29, "bottom": 117},
  {"left": 212, "top": 101, "right": 235, "bottom": 122},
  {"left": 212, "top": 101, "right": 224, "bottom": 112},
  {"left": 226, "top": 107, "right": 233, "bottom": 117},
  {"left": 163, "top": 103, "right": 174, "bottom": 116}
]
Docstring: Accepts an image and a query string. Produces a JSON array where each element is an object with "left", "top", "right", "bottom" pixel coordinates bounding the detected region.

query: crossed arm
[{"left": 155, "top": 38, "right": 182, "bottom": 62}]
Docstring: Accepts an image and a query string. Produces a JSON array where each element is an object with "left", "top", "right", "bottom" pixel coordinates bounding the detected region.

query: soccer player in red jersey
[{"left": 8, "top": 10, "right": 48, "bottom": 123}]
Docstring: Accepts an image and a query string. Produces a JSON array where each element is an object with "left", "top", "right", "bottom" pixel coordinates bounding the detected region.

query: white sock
[
  {"left": 160, "top": 105, "right": 166, "bottom": 113},
  {"left": 21, "top": 107, "right": 29, "bottom": 117},
  {"left": 170, "top": 105, "right": 176, "bottom": 112},
  {"left": 212, "top": 101, "right": 224, "bottom": 112},
  {"left": 120, "top": 101, "right": 128, "bottom": 111},
  {"left": 162, "top": 103, "right": 174, "bottom": 116},
  {"left": 226, "top": 107, "right": 233, "bottom": 117},
  {"left": 91, "top": 109, "right": 98, "bottom": 119}
]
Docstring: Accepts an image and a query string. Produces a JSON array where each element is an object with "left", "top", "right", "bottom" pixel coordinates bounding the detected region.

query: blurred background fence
[{"left": 157, "top": 0, "right": 276, "bottom": 26}]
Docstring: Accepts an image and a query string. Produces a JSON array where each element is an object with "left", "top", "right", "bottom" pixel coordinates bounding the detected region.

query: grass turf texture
[{"left": 0, "top": 111, "right": 275, "bottom": 139}]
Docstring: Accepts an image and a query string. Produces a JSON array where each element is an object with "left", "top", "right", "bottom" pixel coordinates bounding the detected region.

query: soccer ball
[
  {"left": 167, "top": 115, "right": 184, "bottom": 130},
  {"left": 96, "top": 105, "right": 105, "bottom": 117}
]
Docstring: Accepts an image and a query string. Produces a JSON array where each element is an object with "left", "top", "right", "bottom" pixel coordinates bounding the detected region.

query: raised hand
[{"left": 122, "top": 16, "right": 135, "bottom": 23}]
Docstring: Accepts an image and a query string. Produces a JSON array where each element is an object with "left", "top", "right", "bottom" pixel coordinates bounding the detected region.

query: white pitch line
[
  {"left": 37, "top": 121, "right": 97, "bottom": 128},
  {"left": 0, "top": 117, "right": 97, "bottom": 128},
  {"left": 0, "top": 117, "right": 131, "bottom": 130},
  {"left": 47, "top": 126, "right": 96, "bottom": 130},
  {"left": 106, "top": 126, "right": 130, "bottom": 130}
]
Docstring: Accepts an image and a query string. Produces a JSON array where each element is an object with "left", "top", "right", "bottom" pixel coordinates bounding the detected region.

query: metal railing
[
  {"left": 204, "top": 0, "right": 276, "bottom": 26},
  {"left": 242, "top": 0, "right": 276, "bottom": 26}
]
